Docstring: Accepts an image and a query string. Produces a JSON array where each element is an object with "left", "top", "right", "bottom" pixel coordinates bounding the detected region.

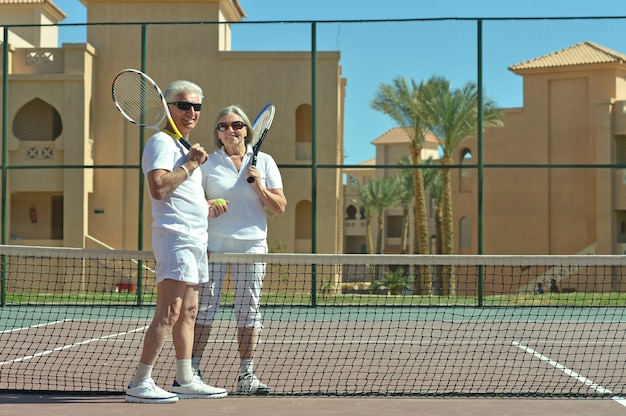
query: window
[
  {"left": 13, "top": 98, "right": 62, "bottom": 141},
  {"left": 51, "top": 195, "right": 64, "bottom": 240},
  {"left": 459, "top": 148, "right": 473, "bottom": 193},
  {"left": 459, "top": 216, "right": 471, "bottom": 250},
  {"left": 386, "top": 215, "right": 403, "bottom": 238},
  {"left": 295, "top": 200, "right": 312, "bottom": 239},
  {"left": 295, "top": 104, "right": 312, "bottom": 160}
]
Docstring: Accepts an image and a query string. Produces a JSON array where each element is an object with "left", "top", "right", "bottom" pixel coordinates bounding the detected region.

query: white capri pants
[{"left": 197, "top": 236, "right": 266, "bottom": 329}]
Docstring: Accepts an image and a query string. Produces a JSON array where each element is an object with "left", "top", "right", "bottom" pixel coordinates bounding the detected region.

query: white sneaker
[
  {"left": 172, "top": 375, "right": 228, "bottom": 399},
  {"left": 237, "top": 372, "right": 271, "bottom": 395},
  {"left": 125, "top": 378, "right": 179, "bottom": 404}
]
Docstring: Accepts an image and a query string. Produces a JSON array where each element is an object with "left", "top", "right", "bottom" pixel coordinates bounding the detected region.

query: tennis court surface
[{"left": 2, "top": 246, "right": 626, "bottom": 409}]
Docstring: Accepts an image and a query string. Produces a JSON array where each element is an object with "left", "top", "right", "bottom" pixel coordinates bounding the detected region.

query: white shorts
[{"left": 152, "top": 229, "right": 209, "bottom": 284}]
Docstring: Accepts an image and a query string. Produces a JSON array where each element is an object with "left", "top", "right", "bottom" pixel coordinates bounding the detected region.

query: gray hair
[
  {"left": 163, "top": 80, "right": 204, "bottom": 103},
  {"left": 211, "top": 104, "right": 255, "bottom": 150}
]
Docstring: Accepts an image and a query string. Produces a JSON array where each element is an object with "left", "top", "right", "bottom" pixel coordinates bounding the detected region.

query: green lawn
[{"left": 4, "top": 291, "right": 626, "bottom": 307}]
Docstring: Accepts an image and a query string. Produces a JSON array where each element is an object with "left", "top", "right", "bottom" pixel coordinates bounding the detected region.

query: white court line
[
  {"left": 0, "top": 320, "right": 69, "bottom": 334},
  {"left": 0, "top": 324, "right": 149, "bottom": 366},
  {"left": 512, "top": 341, "right": 626, "bottom": 407}
]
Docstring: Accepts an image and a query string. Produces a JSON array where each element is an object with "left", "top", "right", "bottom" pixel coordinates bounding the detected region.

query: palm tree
[
  {"left": 351, "top": 176, "right": 400, "bottom": 254},
  {"left": 350, "top": 176, "right": 401, "bottom": 285},
  {"left": 371, "top": 76, "right": 435, "bottom": 295},
  {"left": 370, "top": 176, "right": 401, "bottom": 254},
  {"left": 350, "top": 176, "right": 375, "bottom": 255},
  {"left": 419, "top": 76, "right": 503, "bottom": 295},
  {"left": 395, "top": 157, "right": 415, "bottom": 254},
  {"left": 422, "top": 157, "right": 443, "bottom": 294}
]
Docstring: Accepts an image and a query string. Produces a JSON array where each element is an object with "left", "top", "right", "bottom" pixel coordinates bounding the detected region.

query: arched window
[
  {"left": 295, "top": 200, "right": 312, "bottom": 252},
  {"left": 459, "top": 216, "right": 471, "bottom": 253},
  {"left": 346, "top": 204, "right": 357, "bottom": 219},
  {"left": 295, "top": 104, "right": 312, "bottom": 160},
  {"left": 13, "top": 98, "right": 62, "bottom": 141},
  {"left": 459, "top": 148, "right": 472, "bottom": 193}
]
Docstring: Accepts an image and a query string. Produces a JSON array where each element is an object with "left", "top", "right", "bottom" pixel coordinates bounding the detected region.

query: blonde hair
[{"left": 211, "top": 105, "right": 255, "bottom": 150}]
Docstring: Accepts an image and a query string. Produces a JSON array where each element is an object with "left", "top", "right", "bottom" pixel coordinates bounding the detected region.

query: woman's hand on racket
[{"left": 246, "top": 165, "right": 260, "bottom": 185}]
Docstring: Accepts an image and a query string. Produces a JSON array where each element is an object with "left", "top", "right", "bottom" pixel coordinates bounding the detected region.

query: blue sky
[{"left": 54, "top": 0, "right": 626, "bottom": 164}]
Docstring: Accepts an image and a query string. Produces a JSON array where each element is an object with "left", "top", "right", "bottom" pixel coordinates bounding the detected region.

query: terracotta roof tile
[
  {"left": 371, "top": 127, "right": 439, "bottom": 146},
  {"left": 509, "top": 41, "right": 626, "bottom": 72},
  {"left": 358, "top": 158, "right": 376, "bottom": 166}
]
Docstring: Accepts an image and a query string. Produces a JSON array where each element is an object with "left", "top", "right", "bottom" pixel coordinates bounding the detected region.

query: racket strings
[
  {"left": 251, "top": 106, "right": 275, "bottom": 146},
  {"left": 113, "top": 72, "right": 166, "bottom": 127}
]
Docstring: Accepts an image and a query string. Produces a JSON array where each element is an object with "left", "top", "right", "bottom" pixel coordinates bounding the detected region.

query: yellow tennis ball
[{"left": 214, "top": 198, "right": 227, "bottom": 207}]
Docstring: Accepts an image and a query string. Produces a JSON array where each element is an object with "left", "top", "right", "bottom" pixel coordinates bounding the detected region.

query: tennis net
[{"left": 1, "top": 244, "right": 625, "bottom": 397}]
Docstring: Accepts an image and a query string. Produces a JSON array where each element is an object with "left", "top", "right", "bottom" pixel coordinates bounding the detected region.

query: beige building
[
  {"left": 3, "top": 2, "right": 625, "bottom": 259},
  {"left": 458, "top": 41, "right": 626, "bottom": 256},
  {"left": 0, "top": 0, "right": 346, "bottom": 254},
  {"left": 347, "top": 41, "right": 626, "bottom": 256},
  {"left": 343, "top": 127, "right": 439, "bottom": 254}
]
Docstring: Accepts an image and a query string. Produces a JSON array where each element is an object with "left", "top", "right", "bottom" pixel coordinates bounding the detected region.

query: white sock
[
  {"left": 131, "top": 362, "right": 153, "bottom": 387},
  {"left": 176, "top": 359, "right": 194, "bottom": 384},
  {"left": 240, "top": 359, "right": 253, "bottom": 375}
]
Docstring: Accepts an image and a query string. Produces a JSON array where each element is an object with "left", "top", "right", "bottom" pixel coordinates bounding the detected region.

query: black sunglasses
[
  {"left": 216, "top": 121, "right": 246, "bottom": 132},
  {"left": 168, "top": 101, "right": 202, "bottom": 111}
]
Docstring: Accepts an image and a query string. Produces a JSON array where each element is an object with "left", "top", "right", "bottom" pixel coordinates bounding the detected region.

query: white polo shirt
[
  {"left": 142, "top": 131, "right": 208, "bottom": 240},
  {"left": 201, "top": 145, "right": 283, "bottom": 240}
]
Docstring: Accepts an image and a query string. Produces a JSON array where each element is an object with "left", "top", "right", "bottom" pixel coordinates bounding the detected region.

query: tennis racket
[
  {"left": 247, "top": 103, "right": 276, "bottom": 183},
  {"left": 111, "top": 68, "right": 191, "bottom": 150}
]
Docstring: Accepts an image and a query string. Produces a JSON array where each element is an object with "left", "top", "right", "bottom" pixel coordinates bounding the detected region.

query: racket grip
[
  {"left": 247, "top": 155, "right": 258, "bottom": 183},
  {"left": 180, "top": 138, "right": 192, "bottom": 150}
]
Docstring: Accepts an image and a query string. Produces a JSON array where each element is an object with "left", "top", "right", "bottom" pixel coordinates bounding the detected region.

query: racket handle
[
  {"left": 247, "top": 155, "right": 258, "bottom": 183},
  {"left": 180, "top": 138, "right": 191, "bottom": 150},
  {"left": 246, "top": 154, "right": 258, "bottom": 183}
]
